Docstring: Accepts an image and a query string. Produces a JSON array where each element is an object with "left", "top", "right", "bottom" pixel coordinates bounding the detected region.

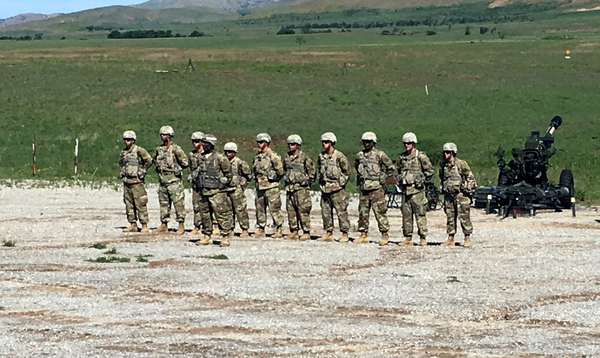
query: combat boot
[
  {"left": 220, "top": 233, "right": 232, "bottom": 247},
  {"left": 419, "top": 236, "right": 427, "bottom": 246},
  {"left": 175, "top": 222, "right": 185, "bottom": 235},
  {"left": 463, "top": 235, "right": 471, "bottom": 248},
  {"left": 140, "top": 224, "right": 149, "bottom": 233},
  {"left": 300, "top": 232, "right": 311, "bottom": 241},
  {"left": 317, "top": 232, "right": 333, "bottom": 242},
  {"left": 399, "top": 237, "right": 413, "bottom": 246},
  {"left": 188, "top": 226, "right": 201, "bottom": 235},
  {"left": 441, "top": 235, "right": 455, "bottom": 246},
  {"left": 213, "top": 225, "right": 220, "bottom": 235},
  {"left": 339, "top": 233, "right": 349, "bottom": 243},
  {"left": 123, "top": 223, "right": 138, "bottom": 233},
  {"left": 285, "top": 230, "right": 299, "bottom": 240},
  {"left": 197, "top": 234, "right": 212, "bottom": 245},
  {"left": 354, "top": 232, "right": 369, "bottom": 244},
  {"left": 272, "top": 227, "right": 283, "bottom": 238},
  {"left": 153, "top": 222, "right": 168, "bottom": 234},
  {"left": 378, "top": 232, "right": 389, "bottom": 246},
  {"left": 253, "top": 228, "right": 266, "bottom": 238},
  {"left": 239, "top": 229, "right": 249, "bottom": 238}
]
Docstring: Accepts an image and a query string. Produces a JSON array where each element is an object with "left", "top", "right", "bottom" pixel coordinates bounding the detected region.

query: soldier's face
[
  {"left": 362, "top": 140, "right": 374, "bottom": 150},
  {"left": 257, "top": 141, "right": 268, "bottom": 152},
  {"left": 160, "top": 134, "right": 169, "bottom": 143},
  {"left": 225, "top": 151, "right": 235, "bottom": 160},
  {"left": 322, "top": 141, "right": 332, "bottom": 151},
  {"left": 443, "top": 151, "right": 453, "bottom": 161},
  {"left": 404, "top": 142, "right": 415, "bottom": 152},
  {"left": 192, "top": 139, "right": 202, "bottom": 150},
  {"left": 288, "top": 143, "right": 299, "bottom": 153},
  {"left": 124, "top": 138, "right": 134, "bottom": 149}
]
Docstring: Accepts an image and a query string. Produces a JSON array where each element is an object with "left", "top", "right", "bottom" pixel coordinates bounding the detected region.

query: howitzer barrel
[{"left": 546, "top": 116, "right": 562, "bottom": 135}]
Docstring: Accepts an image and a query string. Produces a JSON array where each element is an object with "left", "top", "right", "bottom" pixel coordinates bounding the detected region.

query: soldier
[
  {"left": 252, "top": 133, "right": 284, "bottom": 238},
  {"left": 187, "top": 131, "right": 204, "bottom": 235},
  {"left": 194, "top": 134, "right": 234, "bottom": 247},
  {"left": 354, "top": 132, "right": 394, "bottom": 244},
  {"left": 396, "top": 132, "right": 434, "bottom": 247},
  {"left": 152, "top": 125, "right": 189, "bottom": 235},
  {"left": 119, "top": 130, "right": 153, "bottom": 233},
  {"left": 316, "top": 132, "right": 351, "bottom": 243},
  {"left": 223, "top": 142, "right": 252, "bottom": 238},
  {"left": 283, "top": 135, "right": 316, "bottom": 241},
  {"left": 439, "top": 142, "right": 477, "bottom": 247}
]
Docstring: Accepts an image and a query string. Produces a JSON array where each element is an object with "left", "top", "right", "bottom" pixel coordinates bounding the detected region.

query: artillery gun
[{"left": 474, "top": 116, "right": 574, "bottom": 216}]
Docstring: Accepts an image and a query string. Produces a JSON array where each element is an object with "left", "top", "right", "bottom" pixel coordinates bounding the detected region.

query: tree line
[{"left": 107, "top": 29, "right": 207, "bottom": 39}]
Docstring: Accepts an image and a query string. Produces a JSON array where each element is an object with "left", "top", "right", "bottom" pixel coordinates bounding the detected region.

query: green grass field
[{"left": 1, "top": 7, "right": 599, "bottom": 200}]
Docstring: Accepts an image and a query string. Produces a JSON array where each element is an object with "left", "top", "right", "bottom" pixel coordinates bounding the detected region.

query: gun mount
[{"left": 474, "top": 116, "right": 574, "bottom": 216}]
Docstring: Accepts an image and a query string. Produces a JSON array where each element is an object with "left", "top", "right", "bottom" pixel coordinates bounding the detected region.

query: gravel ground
[{"left": 1, "top": 183, "right": 599, "bottom": 357}]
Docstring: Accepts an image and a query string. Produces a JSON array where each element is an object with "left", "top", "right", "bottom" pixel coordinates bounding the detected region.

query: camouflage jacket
[
  {"left": 440, "top": 158, "right": 477, "bottom": 195},
  {"left": 197, "top": 151, "right": 233, "bottom": 196},
  {"left": 153, "top": 142, "right": 189, "bottom": 185},
  {"left": 225, "top": 156, "right": 252, "bottom": 192},
  {"left": 354, "top": 148, "right": 394, "bottom": 191},
  {"left": 188, "top": 149, "right": 203, "bottom": 191},
  {"left": 119, "top": 144, "right": 153, "bottom": 185},
  {"left": 252, "top": 148, "right": 284, "bottom": 190},
  {"left": 396, "top": 149, "right": 434, "bottom": 195},
  {"left": 284, "top": 150, "right": 316, "bottom": 192},
  {"left": 318, "top": 149, "right": 350, "bottom": 193}
]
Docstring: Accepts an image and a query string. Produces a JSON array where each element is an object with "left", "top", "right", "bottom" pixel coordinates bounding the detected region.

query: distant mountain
[
  {"left": 134, "top": 0, "right": 281, "bottom": 11},
  {"left": 0, "top": 13, "right": 58, "bottom": 27}
]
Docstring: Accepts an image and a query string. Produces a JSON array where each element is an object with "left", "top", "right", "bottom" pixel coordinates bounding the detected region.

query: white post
[
  {"left": 425, "top": 85, "right": 429, "bottom": 95},
  {"left": 74, "top": 137, "right": 79, "bottom": 174}
]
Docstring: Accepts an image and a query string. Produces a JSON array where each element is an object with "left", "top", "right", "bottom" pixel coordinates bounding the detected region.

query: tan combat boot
[
  {"left": 252, "top": 228, "right": 266, "bottom": 238},
  {"left": 441, "top": 235, "right": 455, "bottom": 246},
  {"left": 300, "top": 232, "right": 311, "bottom": 241},
  {"left": 175, "top": 222, "right": 185, "bottom": 235},
  {"left": 339, "top": 233, "right": 349, "bottom": 243},
  {"left": 379, "top": 232, "right": 389, "bottom": 246},
  {"left": 153, "top": 222, "right": 168, "bottom": 233},
  {"left": 140, "top": 224, "right": 149, "bottom": 233},
  {"left": 354, "top": 232, "right": 369, "bottom": 244},
  {"left": 220, "top": 233, "right": 231, "bottom": 247},
  {"left": 239, "top": 229, "right": 249, "bottom": 238},
  {"left": 197, "top": 234, "right": 212, "bottom": 245},
  {"left": 123, "top": 223, "right": 138, "bottom": 233},
  {"left": 188, "top": 226, "right": 201, "bottom": 235},
  {"left": 272, "top": 227, "right": 283, "bottom": 238},
  {"left": 419, "top": 236, "right": 427, "bottom": 246},
  {"left": 317, "top": 232, "right": 333, "bottom": 242},
  {"left": 463, "top": 235, "right": 471, "bottom": 248},
  {"left": 213, "top": 225, "right": 220, "bottom": 235},
  {"left": 285, "top": 230, "right": 299, "bottom": 240},
  {"left": 399, "top": 237, "right": 413, "bottom": 246}
]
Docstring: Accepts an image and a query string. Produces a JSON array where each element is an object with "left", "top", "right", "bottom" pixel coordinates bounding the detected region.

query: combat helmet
[
  {"left": 123, "top": 130, "right": 137, "bottom": 140},
  {"left": 256, "top": 133, "right": 271, "bottom": 143},
  {"left": 442, "top": 142, "right": 458, "bottom": 153},
  {"left": 320, "top": 132, "right": 337, "bottom": 144},
  {"left": 402, "top": 132, "right": 418, "bottom": 144},
  {"left": 159, "top": 125, "right": 175, "bottom": 136},
  {"left": 224, "top": 142, "right": 238, "bottom": 152},
  {"left": 191, "top": 132, "right": 204, "bottom": 140},
  {"left": 287, "top": 134, "right": 302, "bottom": 145},
  {"left": 361, "top": 131, "right": 377, "bottom": 143},
  {"left": 202, "top": 134, "right": 218, "bottom": 146}
]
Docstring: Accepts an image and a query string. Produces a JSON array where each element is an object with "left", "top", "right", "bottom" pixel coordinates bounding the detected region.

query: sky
[{"left": 0, "top": 0, "right": 138, "bottom": 19}]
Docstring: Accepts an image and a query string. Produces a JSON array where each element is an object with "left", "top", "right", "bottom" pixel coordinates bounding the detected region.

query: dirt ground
[{"left": 1, "top": 184, "right": 599, "bottom": 357}]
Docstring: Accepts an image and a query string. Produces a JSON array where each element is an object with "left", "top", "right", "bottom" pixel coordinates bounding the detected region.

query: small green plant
[
  {"left": 2, "top": 240, "right": 17, "bottom": 247},
  {"left": 91, "top": 243, "right": 107, "bottom": 250},
  {"left": 202, "top": 254, "right": 228, "bottom": 260},
  {"left": 104, "top": 247, "right": 117, "bottom": 255},
  {"left": 136, "top": 254, "right": 153, "bottom": 262},
  {"left": 447, "top": 276, "right": 460, "bottom": 283},
  {"left": 86, "top": 256, "right": 130, "bottom": 263}
]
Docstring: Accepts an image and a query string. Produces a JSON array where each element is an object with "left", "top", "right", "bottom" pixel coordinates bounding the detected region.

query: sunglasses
[
  {"left": 257, "top": 140, "right": 267, "bottom": 144},
  {"left": 124, "top": 138, "right": 134, "bottom": 141},
  {"left": 443, "top": 151, "right": 453, "bottom": 154},
  {"left": 192, "top": 139, "right": 201, "bottom": 143}
]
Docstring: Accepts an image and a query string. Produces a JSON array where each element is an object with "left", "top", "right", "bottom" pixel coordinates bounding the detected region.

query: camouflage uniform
[
  {"left": 355, "top": 148, "right": 394, "bottom": 234},
  {"left": 188, "top": 149, "right": 204, "bottom": 229},
  {"left": 153, "top": 142, "right": 189, "bottom": 224},
  {"left": 194, "top": 152, "right": 234, "bottom": 235},
  {"left": 284, "top": 151, "right": 316, "bottom": 233},
  {"left": 440, "top": 158, "right": 477, "bottom": 235},
  {"left": 119, "top": 144, "right": 153, "bottom": 224},
  {"left": 318, "top": 149, "right": 351, "bottom": 233},
  {"left": 252, "top": 148, "right": 284, "bottom": 230},
  {"left": 224, "top": 156, "right": 252, "bottom": 231},
  {"left": 396, "top": 149, "right": 434, "bottom": 238}
]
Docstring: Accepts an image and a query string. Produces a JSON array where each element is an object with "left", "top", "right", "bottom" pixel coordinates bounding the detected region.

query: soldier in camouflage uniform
[
  {"left": 316, "top": 132, "right": 351, "bottom": 243},
  {"left": 119, "top": 130, "right": 153, "bottom": 233},
  {"left": 193, "top": 134, "right": 234, "bottom": 247},
  {"left": 396, "top": 132, "right": 434, "bottom": 247},
  {"left": 283, "top": 135, "right": 316, "bottom": 241},
  {"left": 354, "top": 132, "right": 394, "bottom": 245},
  {"left": 187, "top": 131, "right": 204, "bottom": 235},
  {"left": 439, "top": 142, "right": 477, "bottom": 248},
  {"left": 152, "top": 125, "right": 189, "bottom": 235},
  {"left": 223, "top": 142, "right": 252, "bottom": 238},
  {"left": 252, "top": 133, "right": 284, "bottom": 238}
]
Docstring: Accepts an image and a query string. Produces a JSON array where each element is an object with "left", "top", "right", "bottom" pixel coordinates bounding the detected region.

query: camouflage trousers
[
  {"left": 200, "top": 192, "right": 234, "bottom": 235},
  {"left": 123, "top": 183, "right": 149, "bottom": 224},
  {"left": 286, "top": 189, "right": 312, "bottom": 232},
  {"left": 444, "top": 193, "right": 473, "bottom": 235},
  {"left": 401, "top": 191, "right": 428, "bottom": 237},
  {"left": 228, "top": 187, "right": 250, "bottom": 230},
  {"left": 321, "top": 189, "right": 350, "bottom": 233},
  {"left": 192, "top": 189, "right": 202, "bottom": 228},
  {"left": 358, "top": 188, "right": 389, "bottom": 233},
  {"left": 255, "top": 187, "right": 284, "bottom": 229},
  {"left": 158, "top": 181, "right": 186, "bottom": 223}
]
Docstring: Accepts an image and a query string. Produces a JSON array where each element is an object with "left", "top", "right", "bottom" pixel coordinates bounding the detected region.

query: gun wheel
[{"left": 559, "top": 169, "right": 574, "bottom": 208}]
